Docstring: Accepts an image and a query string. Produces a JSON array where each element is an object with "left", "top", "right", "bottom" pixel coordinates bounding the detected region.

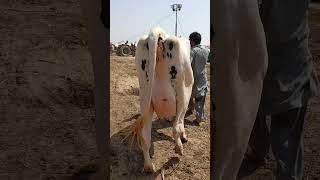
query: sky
[{"left": 110, "top": 0, "right": 210, "bottom": 46}]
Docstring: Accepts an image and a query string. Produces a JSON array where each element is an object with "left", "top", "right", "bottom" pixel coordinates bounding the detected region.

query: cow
[
  {"left": 123, "top": 27, "right": 194, "bottom": 173},
  {"left": 212, "top": 0, "right": 268, "bottom": 179}
]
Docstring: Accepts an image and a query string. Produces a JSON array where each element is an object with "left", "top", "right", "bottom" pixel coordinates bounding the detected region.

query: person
[
  {"left": 186, "top": 32, "right": 210, "bottom": 125},
  {"left": 238, "top": 0, "right": 320, "bottom": 179}
]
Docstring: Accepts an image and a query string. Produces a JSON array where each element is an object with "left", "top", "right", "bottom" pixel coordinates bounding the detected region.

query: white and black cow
[{"left": 124, "top": 27, "right": 194, "bottom": 173}]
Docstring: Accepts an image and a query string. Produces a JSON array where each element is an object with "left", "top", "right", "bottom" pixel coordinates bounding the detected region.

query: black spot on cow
[
  {"left": 146, "top": 43, "right": 149, "bottom": 50},
  {"left": 145, "top": 71, "right": 149, "bottom": 82},
  {"left": 141, "top": 60, "right": 146, "bottom": 71},
  {"left": 169, "top": 42, "right": 173, "bottom": 51},
  {"left": 166, "top": 52, "right": 172, "bottom": 59},
  {"left": 158, "top": 37, "right": 163, "bottom": 44},
  {"left": 170, "top": 66, "right": 177, "bottom": 79}
]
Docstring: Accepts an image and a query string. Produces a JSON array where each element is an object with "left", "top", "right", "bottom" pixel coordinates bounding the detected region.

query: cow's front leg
[{"left": 139, "top": 106, "right": 155, "bottom": 173}]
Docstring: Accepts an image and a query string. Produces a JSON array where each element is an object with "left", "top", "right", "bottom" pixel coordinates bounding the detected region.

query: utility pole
[{"left": 171, "top": 4, "right": 182, "bottom": 36}]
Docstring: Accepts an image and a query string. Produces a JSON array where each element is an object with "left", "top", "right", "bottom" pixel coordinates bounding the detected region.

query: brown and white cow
[{"left": 124, "top": 27, "right": 194, "bottom": 173}]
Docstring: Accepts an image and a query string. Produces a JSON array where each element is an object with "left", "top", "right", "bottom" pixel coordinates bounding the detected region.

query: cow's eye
[{"left": 145, "top": 43, "right": 149, "bottom": 50}]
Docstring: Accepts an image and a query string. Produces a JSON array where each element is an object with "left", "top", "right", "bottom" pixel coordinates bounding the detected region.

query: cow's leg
[
  {"left": 179, "top": 110, "right": 188, "bottom": 144},
  {"left": 171, "top": 89, "right": 185, "bottom": 155},
  {"left": 79, "top": 0, "right": 108, "bottom": 179},
  {"left": 171, "top": 55, "right": 194, "bottom": 154},
  {"left": 173, "top": 118, "right": 184, "bottom": 155},
  {"left": 139, "top": 106, "right": 155, "bottom": 173},
  {"left": 212, "top": 0, "right": 268, "bottom": 179},
  {"left": 173, "top": 84, "right": 192, "bottom": 155},
  {"left": 180, "top": 117, "right": 188, "bottom": 143}
]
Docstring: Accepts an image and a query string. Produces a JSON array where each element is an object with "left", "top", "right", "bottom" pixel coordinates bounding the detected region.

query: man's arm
[{"left": 190, "top": 49, "right": 195, "bottom": 64}]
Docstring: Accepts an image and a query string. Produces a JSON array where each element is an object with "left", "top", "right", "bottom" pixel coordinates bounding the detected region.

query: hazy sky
[{"left": 110, "top": 0, "right": 210, "bottom": 46}]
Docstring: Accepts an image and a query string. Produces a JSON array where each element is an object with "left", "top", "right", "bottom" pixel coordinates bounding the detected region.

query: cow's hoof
[
  {"left": 185, "top": 110, "right": 193, "bottom": 117},
  {"left": 181, "top": 136, "right": 188, "bottom": 144},
  {"left": 174, "top": 146, "right": 183, "bottom": 155},
  {"left": 143, "top": 163, "right": 156, "bottom": 173}
]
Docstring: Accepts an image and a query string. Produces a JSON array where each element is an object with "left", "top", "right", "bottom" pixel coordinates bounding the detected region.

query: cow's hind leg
[
  {"left": 172, "top": 95, "right": 189, "bottom": 155},
  {"left": 180, "top": 117, "right": 188, "bottom": 143},
  {"left": 173, "top": 113, "right": 187, "bottom": 155},
  {"left": 173, "top": 79, "right": 193, "bottom": 155},
  {"left": 139, "top": 106, "right": 155, "bottom": 173},
  {"left": 169, "top": 115, "right": 187, "bottom": 144}
]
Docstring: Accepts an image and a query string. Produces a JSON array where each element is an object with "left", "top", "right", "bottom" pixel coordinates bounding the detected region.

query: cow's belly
[{"left": 152, "top": 78, "right": 176, "bottom": 119}]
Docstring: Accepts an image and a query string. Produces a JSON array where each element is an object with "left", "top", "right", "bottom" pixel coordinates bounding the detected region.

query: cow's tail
[
  {"left": 121, "top": 27, "right": 167, "bottom": 151},
  {"left": 121, "top": 115, "right": 145, "bottom": 151}
]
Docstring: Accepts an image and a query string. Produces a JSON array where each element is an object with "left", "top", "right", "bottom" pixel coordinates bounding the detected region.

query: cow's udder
[
  {"left": 152, "top": 78, "right": 176, "bottom": 118},
  {"left": 152, "top": 53, "right": 176, "bottom": 118}
]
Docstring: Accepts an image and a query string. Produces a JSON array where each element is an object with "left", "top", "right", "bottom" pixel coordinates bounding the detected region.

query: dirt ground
[
  {"left": 1, "top": 0, "right": 320, "bottom": 180},
  {"left": 1, "top": 0, "right": 99, "bottom": 179},
  {"left": 110, "top": 56, "right": 211, "bottom": 180}
]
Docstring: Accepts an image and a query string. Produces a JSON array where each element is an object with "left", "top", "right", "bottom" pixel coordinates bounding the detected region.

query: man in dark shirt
[
  {"left": 239, "top": 0, "right": 319, "bottom": 179},
  {"left": 186, "top": 32, "right": 210, "bottom": 125}
]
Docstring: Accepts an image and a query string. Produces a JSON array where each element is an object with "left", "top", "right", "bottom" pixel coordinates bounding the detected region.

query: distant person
[{"left": 186, "top": 32, "right": 210, "bottom": 125}]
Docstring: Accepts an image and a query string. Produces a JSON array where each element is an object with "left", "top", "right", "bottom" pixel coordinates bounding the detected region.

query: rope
[
  {"left": 154, "top": 12, "right": 175, "bottom": 33},
  {"left": 164, "top": 13, "right": 178, "bottom": 35},
  {"left": 118, "top": 12, "right": 175, "bottom": 43},
  {"left": 151, "top": 12, "right": 175, "bottom": 29},
  {"left": 177, "top": 13, "right": 186, "bottom": 37}
]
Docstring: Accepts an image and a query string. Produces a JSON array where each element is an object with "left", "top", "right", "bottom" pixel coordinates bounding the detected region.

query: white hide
[
  {"left": 131, "top": 27, "right": 194, "bottom": 173},
  {"left": 212, "top": 0, "right": 268, "bottom": 179}
]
